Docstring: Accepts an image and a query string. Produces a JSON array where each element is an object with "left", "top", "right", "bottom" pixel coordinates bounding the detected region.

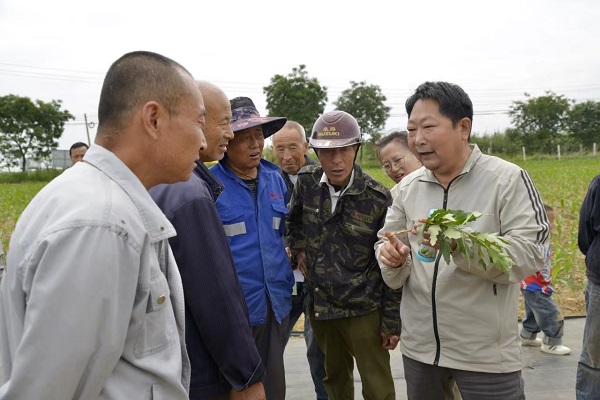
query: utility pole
[{"left": 84, "top": 113, "right": 91, "bottom": 146}]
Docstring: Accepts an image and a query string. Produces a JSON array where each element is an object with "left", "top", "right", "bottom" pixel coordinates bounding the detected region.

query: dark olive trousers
[{"left": 309, "top": 310, "right": 395, "bottom": 400}]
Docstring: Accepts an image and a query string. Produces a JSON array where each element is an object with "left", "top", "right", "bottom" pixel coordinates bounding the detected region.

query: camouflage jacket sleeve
[
  {"left": 381, "top": 284, "right": 402, "bottom": 335},
  {"left": 285, "top": 170, "right": 306, "bottom": 258}
]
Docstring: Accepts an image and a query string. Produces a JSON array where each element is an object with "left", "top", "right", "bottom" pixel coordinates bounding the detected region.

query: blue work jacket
[{"left": 210, "top": 159, "right": 294, "bottom": 326}]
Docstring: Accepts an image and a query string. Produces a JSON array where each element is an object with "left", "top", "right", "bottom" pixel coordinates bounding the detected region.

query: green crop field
[
  {"left": 1, "top": 157, "right": 598, "bottom": 316},
  {"left": 1, "top": 181, "right": 49, "bottom": 252}
]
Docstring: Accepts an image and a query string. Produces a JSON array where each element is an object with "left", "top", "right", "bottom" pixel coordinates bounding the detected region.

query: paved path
[
  {"left": 0, "top": 317, "right": 585, "bottom": 398},
  {"left": 284, "top": 317, "right": 585, "bottom": 399}
]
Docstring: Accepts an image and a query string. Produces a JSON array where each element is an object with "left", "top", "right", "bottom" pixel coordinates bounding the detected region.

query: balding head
[
  {"left": 197, "top": 81, "right": 234, "bottom": 162},
  {"left": 96, "top": 51, "right": 193, "bottom": 142},
  {"left": 197, "top": 81, "right": 222, "bottom": 100}
]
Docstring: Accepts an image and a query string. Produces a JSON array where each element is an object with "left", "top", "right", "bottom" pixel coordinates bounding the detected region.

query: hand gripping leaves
[{"left": 416, "top": 209, "right": 514, "bottom": 274}]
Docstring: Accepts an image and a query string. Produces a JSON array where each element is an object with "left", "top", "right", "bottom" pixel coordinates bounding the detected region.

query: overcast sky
[{"left": 1, "top": 0, "right": 599, "bottom": 150}]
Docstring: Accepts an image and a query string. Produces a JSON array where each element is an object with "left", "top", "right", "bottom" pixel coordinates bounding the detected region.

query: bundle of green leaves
[{"left": 417, "top": 209, "right": 514, "bottom": 274}]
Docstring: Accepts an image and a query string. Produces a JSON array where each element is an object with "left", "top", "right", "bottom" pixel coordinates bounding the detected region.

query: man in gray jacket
[
  {"left": 375, "top": 81, "right": 548, "bottom": 399},
  {"left": 0, "top": 51, "right": 206, "bottom": 399}
]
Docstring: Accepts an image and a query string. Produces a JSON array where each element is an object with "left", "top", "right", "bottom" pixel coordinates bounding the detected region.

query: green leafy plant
[{"left": 418, "top": 209, "right": 514, "bottom": 274}]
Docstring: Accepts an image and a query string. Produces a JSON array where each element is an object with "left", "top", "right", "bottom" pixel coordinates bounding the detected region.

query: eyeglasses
[{"left": 381, "top": 153, "right": 413, "bottom": 172}]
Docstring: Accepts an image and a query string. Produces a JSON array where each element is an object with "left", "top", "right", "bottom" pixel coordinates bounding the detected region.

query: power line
[
  {"left": 3, "top": 62, "right": 600, "bottom": 95},
  {"left": 2, "top": 62, "right": 600, "bottom": 115}
]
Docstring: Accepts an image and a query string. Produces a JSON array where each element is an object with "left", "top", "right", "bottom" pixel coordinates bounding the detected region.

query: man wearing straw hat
[{"left": 210, "top": 97, "right": 294, "bottom": 400}]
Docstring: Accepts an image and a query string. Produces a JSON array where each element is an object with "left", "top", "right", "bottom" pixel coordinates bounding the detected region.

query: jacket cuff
[{"left": 235, "top": 359, "right": 265, "bottom": 391}]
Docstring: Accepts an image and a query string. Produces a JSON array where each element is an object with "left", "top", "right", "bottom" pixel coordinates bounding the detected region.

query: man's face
[
  {"left": 199, "top": 89, "right": 233, "bottom": 162},
  {"left": 316, "top": 145, "right": 358, "bottom": 187},
  {"left": 407, "top": 98, "right": 470, "bottom": 179},
  {"left": 226, "top": 126, "right": 264, "bottom": 174},
  {"left": 157, "top": 74, "right": 207, "bottom": 183},
  {"left": 272, "top": 126, "right": 309, "bottom": 175},
  {"left": 70, "top": 146, "right": 87, "bottom": 164}
]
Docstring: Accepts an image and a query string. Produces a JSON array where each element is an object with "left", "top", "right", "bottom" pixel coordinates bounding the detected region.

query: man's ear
[
  {"left": 458, "top": 117, "right": 472, "bottom": 141},
  {"left": 303, "top": 140, "right": 310, "bottom": 155},
  {"left": 142, "top": 101, "right": 162, "bottom": 139}
]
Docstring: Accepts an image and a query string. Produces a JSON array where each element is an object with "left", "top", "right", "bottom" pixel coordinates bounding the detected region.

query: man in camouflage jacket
[{"left": 286, "top": 111, "right": 400, "bottom": 400}]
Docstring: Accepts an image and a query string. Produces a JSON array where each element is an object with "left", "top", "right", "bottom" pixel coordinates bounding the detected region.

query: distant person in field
[
  {"left": 577, "top": 174, "right": 600, "bottom": 398},
  {"left": 69, "top": 141, "right": 88, "bottom": 164},
  {"left": 0, "top": 50, "right": 206, "bottom": 399},
  {"left": 271, "top": 121, "right": 327, "bottom": 400},
  {"left": 375, "top": 81, "right": 549, "bottom": 399},
  {"left": 520, "top": 204, "right": 571, "bottom": 355}
]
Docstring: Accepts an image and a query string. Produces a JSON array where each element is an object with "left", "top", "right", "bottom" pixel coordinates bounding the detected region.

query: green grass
[
  {"left": 1, "top": 157, "right": 597, "bottom": 315},
  {"left": 0, "top": 169, "right": 63, "bottom": 184},
  {"left": 512, "top": 158, "right": 599, "bottom": 298},
  {"left": 0, "top": 182, "right": 50, "bottom": 253}
]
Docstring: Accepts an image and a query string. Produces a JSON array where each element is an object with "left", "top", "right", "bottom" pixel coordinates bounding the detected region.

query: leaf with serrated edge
[
  {"left": 440, "top": 240, "right": 452, "bottom": 264},
  {"left": 420, "top": 209, "right": 513, "bottom": 274},
  {"left": 428, "top": 225, "right": 441, "bottom": 246},
  {"left": 442, "top": 227, "right": 462, "bottom": 240}
]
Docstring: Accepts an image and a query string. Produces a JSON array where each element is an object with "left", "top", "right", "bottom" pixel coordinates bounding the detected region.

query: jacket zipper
[
  {"left": 432, "top": 177, "right": 459, "bottom": 366},
  {"left": 431, "top": 252, "right": 442, "bottom": 365}
]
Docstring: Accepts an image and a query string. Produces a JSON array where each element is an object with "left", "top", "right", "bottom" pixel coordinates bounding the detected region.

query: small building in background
[{"left": 52, "top": 149, "right": 70, "bottom": 169}]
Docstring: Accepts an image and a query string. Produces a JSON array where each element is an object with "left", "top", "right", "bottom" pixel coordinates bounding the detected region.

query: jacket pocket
[
  {"left": 220, "top": 207, "right": 246, "bottom": 237},
  {"left": 344, "top": 222, "right": 375, "bottom": 235},
  {"left": 134, "top": 270, "right": 175, "bottom": 358},
  {"left": 271, "top": 200, "right": 288, "bottom": 230}
]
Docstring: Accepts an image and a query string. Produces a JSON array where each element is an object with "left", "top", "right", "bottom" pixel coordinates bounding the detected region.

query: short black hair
[
  {"left": 69, "top": 142, "right": 88, "bottom": 156},
  {"left": 97, "top": 51, "right": 193, "bottom": 135},
  {"left": 375, "top": 130, "right": 409, "bottom": 160},
  {"left": 406, "top": 81, "right": 473, "bottom": 127}
]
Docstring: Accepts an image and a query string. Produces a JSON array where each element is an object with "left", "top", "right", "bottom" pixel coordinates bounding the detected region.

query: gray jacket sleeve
[
  {"left": 0, "top": 227, "right": 139, "bottom": 399},
  {"left": 453, "top": 169, "right": 548, "bottom": 284}
]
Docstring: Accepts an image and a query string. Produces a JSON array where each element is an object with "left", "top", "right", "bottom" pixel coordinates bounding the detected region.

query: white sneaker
[
  {"left": 521, "top": 337, "right": 542, "bottom": 347},
  {"left": 541, "top": 344, "right": 571, "bottom": 355}
]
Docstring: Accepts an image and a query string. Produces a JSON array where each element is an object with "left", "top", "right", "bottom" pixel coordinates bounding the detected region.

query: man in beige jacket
[{"left": 376, "top": 81, "right": 548, "bottom": 399}]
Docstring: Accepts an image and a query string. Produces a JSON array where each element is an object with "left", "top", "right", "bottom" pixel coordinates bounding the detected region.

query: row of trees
[
  {"left": 475, "top": 92, "right": 600, "bottom": 155},
  {"left": 264, "top": 67, "right": 600, "bottom": 156},
  {"left": 2, "top": 66, "right": 598, "bottom": 170},
  {"left": 263, "top": 65, "right": 390, "bottom": 147},
  {"left": 0, "top": 94, "right": 73, "bottom": 172}
]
